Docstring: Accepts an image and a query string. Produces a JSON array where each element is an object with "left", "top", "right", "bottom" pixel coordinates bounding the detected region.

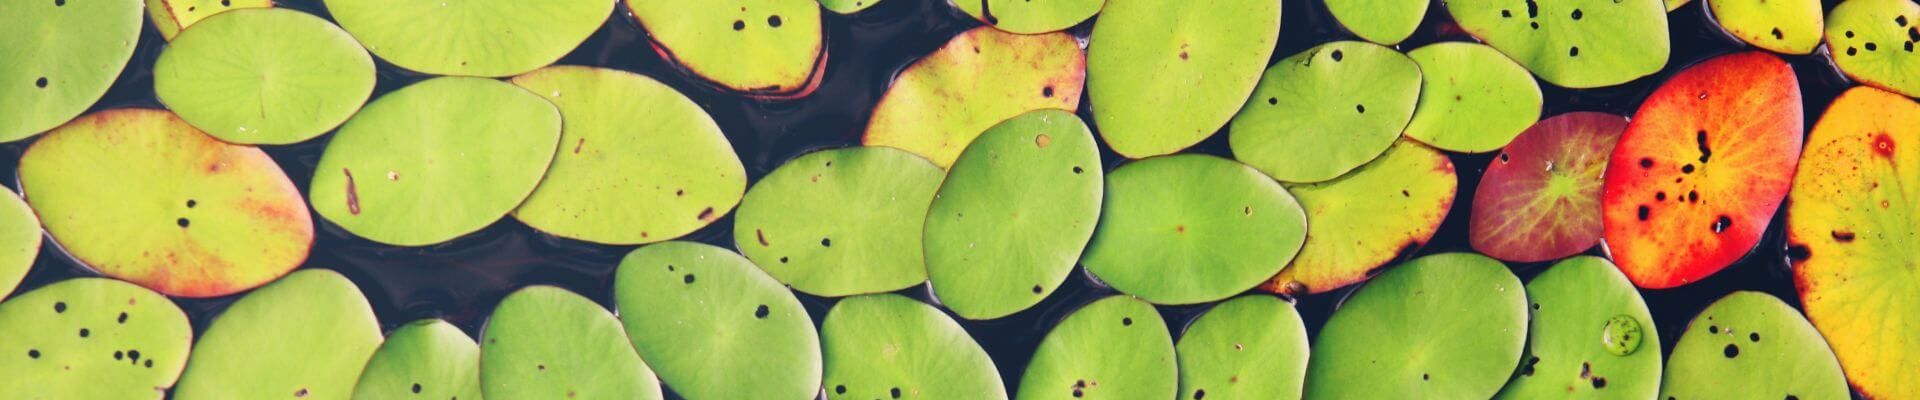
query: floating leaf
[
  {"left": 1081, "top": 155, "right": 1306, "bottom": 305},
  {"left": 0, "top": 189, "right": 38, "bottom": 297},
  {"left": 1016, "top": 295, "right": 1175, "bottom": 400},
  {"left": 1402, "top": 42, "right": 1543, "bottom": 153},
  {"left": 951, "top": 0, "right": 1105, "bottom": 34},
  {"left": 310, "top": 77, "right": 561, "bottom": 247},
  {"left": 1445, "top": 0, "right": 1670, "bottom": 88},
  {"left": 175, "top": 269, "right": 382, "bottom": 400},
  {"left": 1470, "top": 112, "right": 1625, "bottom": 263},
  {"left": 1658, "top": 291, "right": 1850, "bottom": 400},
  {"left": 324, "top": 0, "right": 610, "bottom": 77},
  {"left": 822, "top": 294, "right": 1007, "bottom": 400},
  {"left": 480, "top": 285, "right": 662, "bottom": 400},
  {"left": 1175, "top": 295, "right": 1309, "bottom": 400},
  {"left": 0, "top": 278, "right": 191, "bottom": 399},
  {"left": 820, "top": 0, "right": 884, "bottom": 14},
  {"left": 614, "top": 241, "right": 822, "bottom": 399},
  {"left": 145, "top": 0, "right": 271, "bottom": 40},
  {"left": 1601, "top": 51, "right": 1803, "bottom": 289},
  {"left": 19, "top": 109, "right": 312, "bottom": 298},
  {"left": 1495, "top": 256, "right": 1661, "bottom": 400},
  {"left": 1263, "top": 140, "right": 1456, "bottom": 296},
  {"left": 153, "top": 8, "right": 375, "bottom": 145},
  {"left": 1304, "top": 253, "right": 1527, "bottom": 399},
  {"left": 863, "top": 27, "right": 1084, "bottom": 168},
  {"left": 734, "top": 147, "right": 944, "bottom": 297},
  {"left": 1086, "top": 0, "right": 1282, "bottom": 158},
  {"left": 1325, "top": 0, "right": 1426, "bottom": 45},
  {"left": 351, "top": 319, "right": 483, "bottom": 400},
  {"left": 1825, "top": 0, "right": 1920, "bottom": 98},
  {"left": 509, "top": 66, "right": 746, "bottom": 245},
  {"left": 0, "top": 0, "right": 141, "bottom": 142},
  {"left": 1708, "top": 0, "right": 1824, "bottom": 54},
  {"left": 1229, "top": 41, "right": 1422, "bottom": 183},
  {"left": 627, "top": 0, "right": 825, "bottom": 98}
]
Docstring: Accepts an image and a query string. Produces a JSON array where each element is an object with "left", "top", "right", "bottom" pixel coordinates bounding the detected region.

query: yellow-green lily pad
[
  {"left": 351, "top": 319, "right": 483, "bottom": 400},
  {"left": 324, "top": 0, "right": 611, "bottom": 77},
  {"left": 175, "top": 269, "right": 383, "bottom": 400},
  {"left": 1175, "top": 295, "right": 1309, "bottom": 400},
  {"left": 1326, "top": 0, "right": 1426, "bottom": 45},
  {"left": 1304, "top": 253, "right": 1527, "bottom": 399},
  {"left": 863, "top": 27, "right": 1085, "bottom": 168},
  {"left": 1086, "top": 0, "right": 1282, "bottom": 158},
  {"left": 1825, "top": 0, "right": 1920, "bottom": 97},
  {"left": 1229, "top": 41, "right": 1422, "bottom": 183},
  {"left": 0, "top": 188, "right": 39, "bottom": 297},
  {"left": 480, "top": 285, "right": 662, "bottom": 400},
  {"left": 1494, "top": 256, "right": 1661, "bottom": 400},
  {"left": 951, "top": 0, "right": 1105, "bottom": 34},
  {"left": 734, "top": 147, "right": 944, "bottom": 297},
  {"left": 1658, "top": 291, "right": 1850, "bottom": 400},
  {"left": 145, "top": 0, "right": 271, "bottom": 40},
  {"left": 1402, "top": 42, "right": 1543, "bottom": 153},
  {"left": 1445, "top": 0, "right": 1671, "bottom": 88},
  {"left": 1709, "top": 0, "right": 1825, "bottom": 54},
  {"left": 153, "top": 8, "right": 375, "bottom": 145},
  {"left": 626, "top": 0, "right": 826, "bottom": 98},
  {"left": 1081, "top": 155, "right": 1306, "bottom": 305},
  {"left": 0, "top": 0, "right": 142, "bottom": 142},
  {"left": 1264, "top": 140, "right": 1457, "bottom": 296},
  {"left": 822, "top": 294, "right": 1007, "bottom": 400},
  {"left": 614, "top": 241, "right": 822, "bottom": 399},
  {"left": 1016, "top": 295, "right": 1175, "bottom": 400},
  {"left": 0, "top": 278, "right": 192, "bottom": 399}
]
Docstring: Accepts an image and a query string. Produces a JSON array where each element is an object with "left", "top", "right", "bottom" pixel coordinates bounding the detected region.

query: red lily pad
[
  {"left": 1470, "top": 112, "right": 1626, "bottom": 263},
  {"left": 1601, "top": 51, "right": 1803, "bottom": 289}
]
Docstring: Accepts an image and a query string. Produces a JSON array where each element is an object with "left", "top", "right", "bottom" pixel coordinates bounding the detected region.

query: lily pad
[
  {"left": 1825, "top": 0, "right": 1920, "bottom": 98},
  {"left": 350, "top": 319, "right": 483, "bottom": 400},
  {"left": 0, "top": 0, "right": 142, "bottom": 142},
  {"left": 822, "top": 294, "right": 1006, "bottom": 400},
  {"left": 613, "top": 241, "right": 821, "bottom": 399},
  {"left": 863, "top": 27, "right": 1085, "bottom": 168},
  {"left": 1787, "top": 86, "right": 1920, "bottom": 399},
  {"left": 820, "top": 0, "right": 884, "bottom": 14},
  {"left": 1445, "top": 0, "right": 1670, "bottom": 88},
  {"left": 1708, "top": 0, "right": 1824, "bottom": 54},
  {"left": 480, "top": 285, "right": 662, "bottom": 400},
  {"left": 175, "top": 269, "right": 382, "bottom": 400},
  {"left": 1263, "top": 140, "right": 1456, "bottom": 296},
  {"left": 145, "top": 0, "right": 271, "bottom": 40},
  {"left": 1303, "top": 253, "right": 1527, "bottom": 400},
  {"left": 310, "top": 77, "right": 562, "bottom": 247},
  {"left": 925, "top": 110, "right": 1102, "bottom": 320},
  {"left": 1081, "top": 155, "right": 1306, "bottom": 305},
  {"left": 1494, "top": 256, "right": 1661, "bottom": 400},
  {"left": 0, "top": 278, "right": 191, "bottom": 399},
  {"left": 1658, "top": 291, "right": 1850, "bottom": 400},
  {"left": 1016, "top": 295, "right": 1175, "bottom": 400},
  {"left": 733, "top": 147, "right": 944, "bottom": 297},
  {"left": 626, "top": 0, "right": 825, "bottom": 98},
  {"left": 0, "top": 188, "right": 39, "bottom": 297},
  {"left": 1600, "top": 51, "right": 1803, "bottom": 289},
  {"left": 1086, "top": 0, "right": 1282, "bottom": 158},
  {"left": 1175, "top": 295, "right": 1310, "bottom": 400},
  {"left": 1402, "top": 42, "right": 1543, "bottom": 153},
  {"left": 1229, "top": 41, "right": 1422, "bottom": 183},
  {"left": 153, "top": 8, "right": 376, "bottom": 145},
  {"left": 509, "top": 66, "right": 746, "bottom": 245},
  {"left": 1325, "top": 0, "right": 1427, "bottom": 45},
  {"left": 18, "top": 109, "right": 313, "bottom": 298},
  {"left": 324, "top": 0, "right": 610, "bottom": 77},
  {"left": 1469, "top": 112, "right": 1626, "bottom": 263},
  {"left": 951, "top": 0, "right": 1105, "bottom": 34}
]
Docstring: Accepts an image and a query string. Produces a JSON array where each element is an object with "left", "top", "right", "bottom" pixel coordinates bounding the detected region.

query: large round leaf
[
  {"left": 1081, "top": 155, "right": 1306, "bottom": 305},
  {"left": 351, "top": 319, "right": 483, "bottom": 400},
  {"left": 1303, "top": 253, "right": 1527, "bottom": 399},
  {"left": 1403, "top": 42, "right": 1543, "bottom": 153},
  {"left": 1788, "top": 86, "right": 1920, "bottom": 399},
  {"left": 1470, "top": 112, "right": 1625, "bottom": 263},
  {"left": 1825, "top": 0, "right": 1920, "bottom": 98},
  {"left": 733, "top": 147, "right": 944, "bottom": 297},
  {"left": 614, "top": 241, "right": 821, "bottom": 399},
  {"left": 509, "top": 66, "right": 746, "bottom": 245},
  {"left": 175, "top": 269, "right": 382, "bottom": 400},
  {"left": 1495, "top": 256, "right": 1661, "bottom": 400},
  {"left": 1445, "top": 0, "right": 1671, "bottom": 88},
  {"left": 0, "top": 278, "right": 191, "bottom": 399},
  {"left": 19, "top": 109, "right": 313, "bottom": 298},
  {"left": 863, "top": 27, "right": 1085, "bottom": 168},
  {"left": 626, "top": 0, "right": 825, "bottom": 98},
  {"left": 154, "top": 8, "right": 376, "bottom": 145},
  {"left": 0, "top": 188, "right": 39, "bottom": 297},
  {"left": 1601, "top": 51, "right": 1803, "bottom": 289},
  {"left": 1175, "top": 295, "right": 1309, "bottom": 400},
  {"left": 951, "top": 0, "right": 1105, "bottom": 34},
  {"left": 1709, "top": 0, "right": 1824, "bottom": 55},
  {"left": 1016, "top": 295, "right": 1175, "bottom": 400},
  {"left": 0, "top": 0, "right": 141, "bottom": 142},
  {"left": 1659, "top": 291, "right": 1850, "bottom": 400},
  {"left": 1229, "top": 41, "right": 1422, "bottom": 183},
  {"left": 822, "top": 294, "right": 1006, "bottom": 400},
  {"left": 1325, "top": 0, "right": 1426, "bottom": 45},
  {"left": 145, "top": 0, "right": 271, "bottom": 40},
  {"left": 1086, "top": 0, "right": 1282, "bottom": 158},
  {"left": 480, "top": 285, "right": 662, "bottom": 400},
  {"left": 1263, "top": 140, "right": 1456, "bottom": 296},
  {"left": 310, "top": 77, "right": 562, "bottom": 247},
  {"left": 324, "top": 0, "right": 610, "bottom": 77}
]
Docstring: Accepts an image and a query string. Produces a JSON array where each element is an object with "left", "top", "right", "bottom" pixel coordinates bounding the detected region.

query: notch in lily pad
[
  {"left": 627, "top": 0, "right": 826, "bottom": 99},
  {"left": 614, "top": 242, "right": 821, "bottom": 399},
  {"left": 951, "top": 0, "right": 1105, "bottom": 34},
  {"left": 1659, "top": 291, "right": 1849, "bottom": 400},
  {"left": 0, "top": 0, "right": 142, "bottom": 142},
  {"left": 1445, "top": 0, "right": 1670, "bottom": 88},
  {"left": 1263, "top": 140, "right": 1456, "bottom": 296},
  {"left": 1470, "top": 112, "right": 1626, "bottom": 263},
  {"left": 1176, "top": 295, "right": 1309, "bottom": 400},
  {"left": 1495, "top": 256, "right": 1661, "bottom": 399},
  {"left": 1304, "top": 253, "right": 1527, "bottom": 399},
  {"left": 864, "top": 26, "right": 1084, "bottom": 168},
  {"left": 1708, "top": 0, "right": 1824, "bottom": 55},
  {"left": 154, "top": 8, "right": 375, "bottom": 145},
  {"left": 481, "top": 285, "right": 663, "bottom": 399},
  {"left": 1824, "top": 0, "right": 1920, "bottom": 98},
  {"left": 1230, "top": 41, "right": 1422, "bottom": 183},
  {"left": 324, "top": 0, "right": 610, "bottom": 77},
  {"left": 1402, "top": 42, "right": 1543, "bottom": 153},
  {"left": 1082, "top": 155, "right": 1306, "bottom": 305},
  {"left": 0, "top": 188, "right": 39, "bottom": 297},
  {"left": 823, "top": 294, "right": 1007, "bottom": 399},
  {"left": 351, "top": 319, "right": 482, "bottom": 400},
  {"left": 0, "top": 278, "right": 192, "bottom": 398},
  {"left": 145, "top": 0, "right": 271, "bottom": 41},
  {"left": 1325, "top": 0, "right": 1426, "bottom": 45},
  {"left": 1086, "top": 0, "right": 1281, "bottom": 158},
  {"left": 734, "top": 147, "right": 945, "bottom": 297},
  {"left": 1017, "top": 295, "right": 1175, "bottom": 400},
  {"left": 175, "top": 269, "right": 382, "bottom": 399}
]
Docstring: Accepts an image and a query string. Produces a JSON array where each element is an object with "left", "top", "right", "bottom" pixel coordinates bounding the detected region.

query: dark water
[{"left": 3, "top": 0, "right": 1860, "bottom": 397}]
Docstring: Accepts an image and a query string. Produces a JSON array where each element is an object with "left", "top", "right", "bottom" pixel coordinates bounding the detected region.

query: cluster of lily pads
[{"left": 2, "top": 0, "right": 1920, "bottom": 399}]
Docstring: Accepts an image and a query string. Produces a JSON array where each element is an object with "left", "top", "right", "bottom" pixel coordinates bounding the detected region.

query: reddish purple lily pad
[{"left": 1470, "top": 112, "right": 1626, "bottom": 263}]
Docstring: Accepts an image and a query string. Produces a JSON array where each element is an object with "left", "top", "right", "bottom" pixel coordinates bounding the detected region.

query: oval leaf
[
  {"left": 175, "top": 269, "right": 382, "bottom": 400},
  {"left": 1016, "top": 295, "right": 1176, "bottom": 400},
  {"left": 1445, "top": 0, "right": 1671, "bottom": 88},
  {"left": 1082, "top": 155, "right": 1306, "bottom": 305},
  {"left": 325, "top": 0, "right": 610, "bottom": 77},
  {"left": 0, "top": 278, "right": 192, "bottom": 399},
  {"left": 1325, "top": 0, "right": 1426, "bottom": 45},
  {"left": 0, "top": 0, "right": 142, "bottom": 142},
  {"left": 1402, "top": 42, "right": 1543, "bottom": 153},
  {"left": 626, "top": 0, "right": 825, "bottom": 98},
  {"left": 1175, "top": 295, "right": 1310, "bottom": 400},
  {"left": 1087, "top": 0, "right": 1282, "bottom": 158},
  {"left": 1263, "top": 140, "right": 1457, "bottom": 296},
  {"left": 480, "top": 285, "right": 662, "bottom": 400},
  {"left": 154, "top": 8, "right": 376, "bottom": 145},
  {"left": 734, "top": 147, "right": 944, "bottom": 297},
  {"left": 822, "top": 294, "right": 1007, "bottom": 400},
  {"left": 615, "top": 241, "right": 822, "bottom": 399},
  {"left": 1470, "top": 112, "right": 1625, "bottom": 263},
  {"left": 864, "top": 26, "right": 1085, "bottom": 168},
  {"left": 1709, "top": 0, "right": 1824, "bottom": 55},
  {"left": 1495, "top": 256, "right": 1662, "bottom": 400},
  {"left": 1229, "top": 41, "right": 1422, "bottom": 183},
  {"left": 1824, "top": 0, "right": 1920, "bottom": 98},
  {"left": 1658, "top": 291, "right": 1850, "bottom": 400},
  {"left": 1304, "top": 253, "right": 1527, "bottom": 399}
]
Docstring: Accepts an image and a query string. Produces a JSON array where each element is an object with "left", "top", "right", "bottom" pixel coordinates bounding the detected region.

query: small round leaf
[
  {"left": 0, "top": 0, "right": 142, "bottom": 142},
  {"left": 1495, "top": 256, "right": 1662, "bottom": 400},
  {"left": 1824, "top": 0, "right": 1920, "bottom": 97}
]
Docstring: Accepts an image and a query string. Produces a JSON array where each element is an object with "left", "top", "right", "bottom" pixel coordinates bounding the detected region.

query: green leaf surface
[
  {"left": 154, "top": 8, "right": 375, "bottom": 145},
  {"left": 614, "top": 241, "right": 821, "bottom": 400},
  {"left": 0, "top": 188, "right": 39, "bottom": 298},
  {"left": 0, "top": 278, "right": 192, "bottom": 399},
  {"left": 820, "top": 0, "right": 884, "bottom": 14},
  {"left": 351, "top": 319, "right": 483, "bottom": 400},
  {"left": 734, "top": 147, "right": 944, "bottom": 297},
  {"left": 1658, "top": 291, "right": 1850, "bottom": 400},
  {"left": 1709, "top": 0, "right": 1824, "bottom": 54},
  {"left": 952, "top": 0, "right": 1105, "bottom": 34},
  {"left": 1264, "top": 140, "right": 1456, "bottom": 296},
  {"left": 1825, "top": 0, "right": 1920, "bottom": 98},
  {"left": 1086, "top": 0, "right": 1282, "bottom": 158},
  {"left": 1175, "top": 295, "right": 1309, "bottom": 400},
  {"left": 1495, "top": 256, "right": 1661, "bottom": 400},
  {"left": 1303, "top": 253, "right": 1527, "bottom": 400},
  {"left": 145, "top": 0, "right": 271, "bottom": 40},
  {"left": 0, "top": 0, "right": 142, "bottom": 142},
  {"left": 1229, "top": 41, "right": 1422, "bottom": 183},
  {"left": 1082, "top": 155, "right": 1306, "bottom": 305},
  {"left": 626, "top": 0, "right": 825, "bottom": 97},
  {"left": 1325, "top": 0, "right": 1426, "bottom": 45},
  {"left": 1016, "top": 295, "right": 1175, "bottom": 400},
  {"left": 1402, "top": 42, "right": 1543, "bottom": 153},
  {"left": 822, "top": 294, "right": 1006, "bottom": 400},
  {"left": 1469, "top": 112, "right": 1625, "bottom": 263},
  {"left": 176, "top": 269, "right": 382, "bottom": 400},
  {"left": 324, "top": 0, "right": 610, "bottom": 77},
  {"left": 481, "top": 286, "right": 661, "bottom": 400},
  {"left": 1445, "top": 0, "right": 1671, "bottom": 88},
  {"left": 863, "top": 27, "right": 1085, "bottom": 168}
]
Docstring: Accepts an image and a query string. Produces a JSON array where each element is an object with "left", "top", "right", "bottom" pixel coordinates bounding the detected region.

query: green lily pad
[
  {"left": 153, "top": 8, "right": 375, "bottom": 145},
  {"left": 1016, "top": 295, "right": 1174, "bottom": 400},
  {"left": 1494, "top": 256, "right": 1661, "bottom": 400},
  {"left": 1787, "top": 86, "right": 1920, "bottom": 399},
  {"left": 951, "top": 0, "right": 1104, "bottom": 34},
  {"left": 1402, "top": 42, "right": 1543, "bottom": 153},
  {"left": 1668, "top": 0, "right": 1690, "bottom": 11},
  {"left": 1469, "top": 112, "right": 1625, "bottom": 263},
  {"left": 509, "top": 66, "right": 745, "bottom": 245},
  {"left": 822, "top": 294, "right": 1007, "bottom": 399},
  {"left": 863, "top": 27, "right": 1085, "bottom": 168},
  {"left": 324, "top": 0, "right": 610, "bottom": 77},
  {"left": 820, "top": 0, "right": 884, "bottom": 14},
  {"left": 1175, "top": 295, "right": 1309, "bottom": 400},
  {"left": 1229, "top": 41, "right": 1422, "bottom": 183},
  {"left": 1304, "top": 253, "right": 1527, "bottom": 400},
  {"left": 1709, "top": 0, "right": 1824, "bottom": 54},
  {"left": 1325, "top": 0, "right": 1426, "bottom": 45},
  {"left": 1081, "top": 155, "right": 1306, "bottom": 305},
  {"left": 18, "top": 109, "right": 313, "bottom": 298},
  {"left": 626, "top": 0, "right": 825, "bottom": 98},
  {"left": 1658, "top": 291, "right": 1850, "bottom": 400},
  {"left": 733, "top": 147, "right": 944, "bottom": 297},
  {"left": 1445, "top": 0, "right": 1671, "bottom": 88},
  {"left": 0, "top": 278, "right": 191, "bottom": 399},
  {"left": 1825, "top": 0, "right": 1920, "bottom": 98},
  {"left": 175, "top": 269, "right": 382, "bottom": 400},
  {"left": 351, "top": 319, "right": 483, "bottom": 400},
  {"left": 1263, "top": 140, "right": 1456, "bottom": 296},
  {"left": 310, "top": 77, "right": 561, "bottom": 247},
  {"left": 1086, "top": 0, "right": 1282, "bottom": 158},
  {"left": 0, "top": 0, "right": 142, "bottom": 142},
  {"left": 925, "top": 110, "right": 1102, "bottom": 320},
  {"left": 0, "top": 188, "right": 39, "bottom": 297},
  {"left": 614, "top": 241, "right": 821, "bottom": 399},
  {"left": 145, "top": 0, "right": 271, "bottom": 40},
  {"left": 481, "top": 285, "right": 662, "bottom": 400}
]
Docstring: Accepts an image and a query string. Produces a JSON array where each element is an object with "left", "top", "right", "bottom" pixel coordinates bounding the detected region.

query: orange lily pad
[{"left": 1470, "top": 112, "right": 1625, "bottom": 263}]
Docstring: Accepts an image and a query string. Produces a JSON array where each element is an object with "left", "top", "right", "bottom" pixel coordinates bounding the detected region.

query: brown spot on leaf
[
  {"left": 342, "top": 168, "right": 360, "bottom": 215},
  {"left": 1832, "top": 230, "right": 1856, "bottom": 242},
  {"left": 756, "top": 229, "right": 771, "bottom": 246},
  {"left": 573, "top": 137, "right": 585, "bottom": 154},
  {"left": 698, "top": 207, "right": 716, "bottom": 221},
  {"left": 1036, "top": 134, "right": 1051, "bottom": 148}
]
